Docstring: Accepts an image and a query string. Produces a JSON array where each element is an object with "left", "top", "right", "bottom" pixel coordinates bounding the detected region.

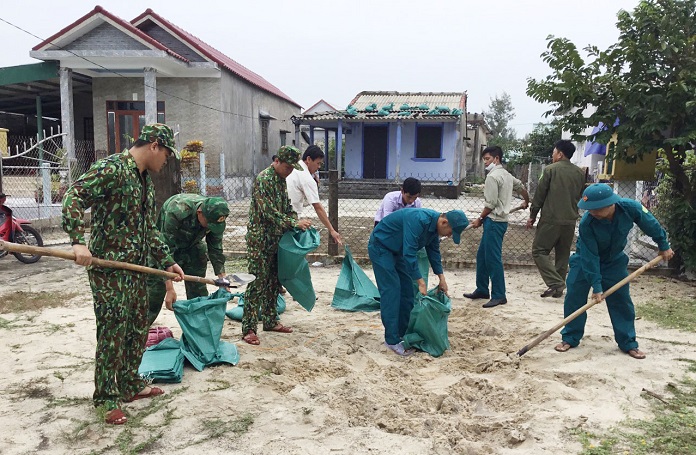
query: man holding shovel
[
  {"left": 554, "top": 183, "right": 673, "bottom": 359},
  {"left": 62, "top": 123, "right": 185, "bottom": 425}
]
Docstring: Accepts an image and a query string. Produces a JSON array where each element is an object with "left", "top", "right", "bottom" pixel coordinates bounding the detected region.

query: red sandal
[
  {"left": 264, "top": 323, "right": 293, "bottom": 333},
  {"left": 105, "top": 408, "right": 127, "bottom": 425},
  {"left": 242, "top": 330, "right": 260, "bottom": 345},
  {"left": 125, "top": 386, "right": 164, "bottom": 402}
]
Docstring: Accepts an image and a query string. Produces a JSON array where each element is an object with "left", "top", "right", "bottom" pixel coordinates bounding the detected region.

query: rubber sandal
[
  {"left": 105, "top": 408, "right": 127, "bottom": 425},
  {"left": 627, "top": 348, "right": 646, "bottom": 359},
  {"left": 385, "top": 342, "right": 415, "bottom": 357},
  {"left": 554, "top": 342, "right": 572, "bottom": 352},
  {"left": 242, "top": 330, "right": 260, "bottom": 345},
  {"left": 125, "top": 386, "right": 164, "bottom": 402},
  {"left": 264, "top": 323, "right": 293, "bottom": 333}
]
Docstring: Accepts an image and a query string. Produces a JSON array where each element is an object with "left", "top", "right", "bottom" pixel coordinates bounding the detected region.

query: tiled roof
[
  {"left": 33, "top": 5, "right": 300, "bottom": 108},
  {"left": 131, "top": 9, "right": 300, "bottom": 107},
  {"left": 350, "top": 91, "right": 466, "bottom": 110},
  {"left": 32, "top": 6, "right": 189, "bottom": 63},
  {"left": 300, "top": 91, "right": 466, "bottom": 121}
]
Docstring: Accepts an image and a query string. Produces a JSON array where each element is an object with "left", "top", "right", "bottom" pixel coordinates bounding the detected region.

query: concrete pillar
[
  {"left": 144, "top": 67, "right": 157, "bottom": 125},
  {"left": 337, "top": 119, "right": 343, "bottom": 177},
  {"left": 324, "top": 129, "right": 329, "bottom": 171},
  {"left": 395, "top": 120, "right": 402, "bottom": 181},
  {"left": 59, "top": 68, "right": 75, "bottom": 165},
  {"left": 36, "top": 95, "right": 44, "bottom": 164}
]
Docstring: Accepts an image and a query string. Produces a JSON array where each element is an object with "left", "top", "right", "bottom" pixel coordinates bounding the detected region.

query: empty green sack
[
  {"left": 173, "top": 288, "right": 240, "bottom": 371},
  {"left": 331, "top": 245, "right": 381, "bottom": 312},
  {"left": 278, "top": 228, "right": 320, "bottom": 311}
]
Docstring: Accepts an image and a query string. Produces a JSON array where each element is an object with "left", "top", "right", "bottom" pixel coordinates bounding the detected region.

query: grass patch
[
  {"left": 0, "top": 291, "right": 81, "bottom": 314},
  {"left": 575, "top": 371, "right": 696, "bottom": 454},
  {"left": 637, "top": 296, "right": 696, "bottom": 332},
  {"left": 205, "top": 378, "right": 232, "bottom": 391},
  {"left": 225, "top": 256, "right": 248, "bottom": 273}
]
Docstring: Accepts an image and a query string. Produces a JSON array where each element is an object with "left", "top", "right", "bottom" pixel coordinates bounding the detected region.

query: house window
[
  {"left": 106, "top": 101, "right": 165, "bottom": 153},
  {"left": 261, "top": 119, "right": 269, "bottom": 154},
  {"left": 280, "top": 131, "right": 287, "bottom": 146},
  {"left": 415, "top": 124, "right": 443, "bottom": 159}
]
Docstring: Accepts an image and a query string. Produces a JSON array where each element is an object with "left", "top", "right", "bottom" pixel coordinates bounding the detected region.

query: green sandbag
[
  {"left": 278, "top": 228, "right": 320, "bottom": 311},
  {"left": 173, "top": 288, "right": 240, "bottom": 371},
  {"left": 225, "top": 293, "right": 286, "bottom": 321},
  {"left": 331, "top": 245, "right": 381, "bottom": 312},
  {"left": 402, "top": 287, "right": 451, "bottom": 357},
  {"left": 138, "top": 337, "right": 184, "bottom": 383}
]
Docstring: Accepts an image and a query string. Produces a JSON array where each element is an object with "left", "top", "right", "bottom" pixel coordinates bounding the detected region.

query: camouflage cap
[
  {"left": 138, "top": 123, "right": 180, "bottom": 160},
  {"left": 276, "top": 145, "right": 302, "bottom": 170},
  {"left": 201, "top": 197, "right": 229, "bottom": 235}
]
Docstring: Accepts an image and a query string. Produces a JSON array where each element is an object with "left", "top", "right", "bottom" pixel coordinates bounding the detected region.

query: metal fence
[{"left": 1, "top": 144, "right": 665, "bottom": 266}]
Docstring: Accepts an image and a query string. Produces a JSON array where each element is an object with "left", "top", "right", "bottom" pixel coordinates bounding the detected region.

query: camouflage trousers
[
  {"left": 241, "top": 235, "right": 282, "bottom": 335},
  {"left": 88, "top": 268, "right": 149, "bottom": 410},
  {"left": 147, "top": 242, "right": 209, "bottom": 325}
]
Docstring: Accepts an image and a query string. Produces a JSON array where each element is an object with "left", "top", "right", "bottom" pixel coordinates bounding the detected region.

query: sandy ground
[{"left": 1, "top": 247, "right": 695, "bottom": 455}]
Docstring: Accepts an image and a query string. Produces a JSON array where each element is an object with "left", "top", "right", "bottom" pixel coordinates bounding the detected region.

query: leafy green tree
[
  {"left": 526, "top": 0, "right": 696, "bottom": 273},
  {"left": 508, "top": 122, "right": 563, "bottom": 167},
  {"left": 484, "top": 92, "right": 521, "bottom": 155}
]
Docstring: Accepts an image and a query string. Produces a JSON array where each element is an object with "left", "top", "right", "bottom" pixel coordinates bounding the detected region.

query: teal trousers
[
  {"left": 560, "top": 253, "right": 638, "bottom": 352},
  {"left": 475, "top": 218, "right": 508, "bottom": 300}
]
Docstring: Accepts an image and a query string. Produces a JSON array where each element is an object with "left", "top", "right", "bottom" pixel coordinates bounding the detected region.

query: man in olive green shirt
[
  {"left": 147, "top": 194, "right": 230, "bottom": 325},
  {"left": 526, "top": 140, "right": 586, "bottom": 297}
]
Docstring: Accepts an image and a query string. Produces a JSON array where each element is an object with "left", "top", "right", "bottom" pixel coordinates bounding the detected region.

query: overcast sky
[{"left": 1, "top": 0, "right": 639, "bottom": 136}]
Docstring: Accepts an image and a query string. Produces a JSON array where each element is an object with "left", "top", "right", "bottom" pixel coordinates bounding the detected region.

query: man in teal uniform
[
  {"left": 464, "top": 146, "right": 529, "bottom": 308},
  {"left": 555, "top": 183, "right": 673, "bottom": 359},
  {"left": 242, "top": 146, "right": 312, "bottom": 346},
  {"left": 62, "top": 124, "right": 185, "bottom": 425},
  {"left": 526, "top": 140, "right": 586, "bottom": 298},
  {"left": 368, "top": 208, "right": 469, "bottom": 356},
  {"left": 147, "top": 194, "right": 230, "bottom": 325}
]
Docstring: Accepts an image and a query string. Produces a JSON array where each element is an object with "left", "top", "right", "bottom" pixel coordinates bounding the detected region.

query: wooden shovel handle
[
  {"left": 0, "top": 240, "right": 215, "bottom": 285},
  {"left": 516, "top": 255, "right": 665, "bottom": 357}
]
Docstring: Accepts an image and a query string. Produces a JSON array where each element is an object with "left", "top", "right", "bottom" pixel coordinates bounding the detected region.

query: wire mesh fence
[{"left": 1, "top": 141, "right": 667, "bottom": 266}]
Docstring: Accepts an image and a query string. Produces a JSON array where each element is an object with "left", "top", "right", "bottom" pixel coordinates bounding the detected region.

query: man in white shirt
[
  {"left": 286, "top": 145, "right": 342, "bottom": 245},
  {"left": 374, "top": 177, "right": 422, "bottom": 226}
]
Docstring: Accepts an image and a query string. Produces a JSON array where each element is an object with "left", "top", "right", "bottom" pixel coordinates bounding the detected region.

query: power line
[{"left": 0, "top": 15, "right": 272, "bottom": 121}]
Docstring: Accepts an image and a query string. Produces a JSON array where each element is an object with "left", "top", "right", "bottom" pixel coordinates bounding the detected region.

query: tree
[
  {"left": 509, "top": 122, "right": 563, "bottom": 167},
  {"left": 526, "top": 0, "right": 696, "bottom": 273},
  {"left": 484, "top": 92, "right": 520, "bottom": 154}
]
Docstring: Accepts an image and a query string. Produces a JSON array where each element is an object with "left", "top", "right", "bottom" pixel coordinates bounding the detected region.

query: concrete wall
[
  {"left": 220, "top": 71, "right": 300, "bottom": 175},
  {"left": 343, "top": 120, "right": 460, "bottom": 181},
  {"left": 65, "top": 23, "right": 149, "bottom": 51},
  {"left": 92, "top": 76, "right": 222, "bottom": 165}
]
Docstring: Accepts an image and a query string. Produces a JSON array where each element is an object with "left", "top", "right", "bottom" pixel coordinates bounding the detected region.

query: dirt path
[{"left": 1, "top": 248, "right": 695, "bottom": 454}]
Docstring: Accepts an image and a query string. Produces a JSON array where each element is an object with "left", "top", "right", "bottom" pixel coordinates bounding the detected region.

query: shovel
[
  {"left": 516, "top": 255, "right": 664, "bottom": 357},
  {"left": 0, "top": 240, "right": 255, "bottom": 288}
]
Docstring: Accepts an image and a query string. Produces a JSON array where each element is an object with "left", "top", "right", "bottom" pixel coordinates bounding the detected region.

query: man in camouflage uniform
[
  {"left": 147, "top": 194, "right": 229, "bottom": 325},
  {"left": 241, "top": 146, "right": 312, "bottom": 346},
  {"left": 62, "top": 123, "right": 185, "bottom": 425}
]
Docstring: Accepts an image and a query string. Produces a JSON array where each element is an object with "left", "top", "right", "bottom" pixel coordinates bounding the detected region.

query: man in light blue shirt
[
  {"left": 374, "top": 177, "right": 422, "bottom": 226},
  {"left": 368, "top": 208, "right": 468, "bottom": 356}
]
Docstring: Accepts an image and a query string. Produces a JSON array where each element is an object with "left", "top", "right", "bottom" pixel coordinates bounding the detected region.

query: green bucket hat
[
  {"left": 201, "top": 197, "right": 229, "bottom": 234},
  {"left": 276, "top": 145, "right": 302, "bottom": 170},
  {"left": 139, "top": 123, "right": 180, "bottom": 160},
  {"left": 577, "top": 183, "right": 620, "bottom": 210}
]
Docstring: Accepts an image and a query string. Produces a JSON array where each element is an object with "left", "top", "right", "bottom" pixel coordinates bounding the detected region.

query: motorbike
[{"left": 0, "top": 193, "right": 44, "bottom": 263}]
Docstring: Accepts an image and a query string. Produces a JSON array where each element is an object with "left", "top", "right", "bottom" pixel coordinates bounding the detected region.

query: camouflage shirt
[
  {"left": 62, "top": 150, "right": 174, "bottom": 269},
  {"left": 158, "top": 194, "right": 225, "bottom": 275},
  {"left": 247, "top": 166, "right": 297, "bottom": 237}
]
